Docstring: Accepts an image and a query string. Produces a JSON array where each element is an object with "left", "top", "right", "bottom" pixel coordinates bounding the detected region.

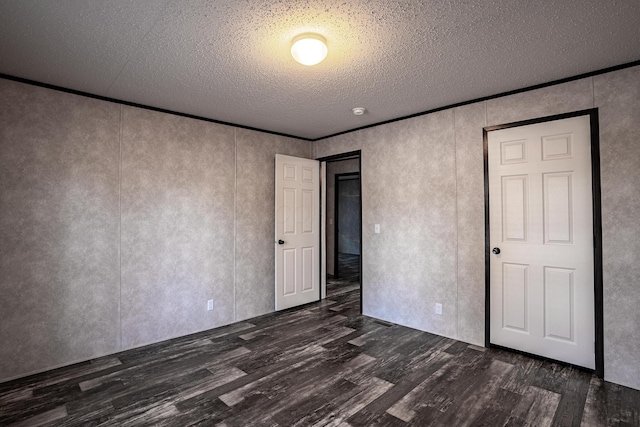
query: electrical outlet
[
  {"left": 435, "top": 303, "right": 442, "bottom": 315},
  {"left": 375, "top": 224, "right": 380, "bottom": 233},
  {"left": 207, "top": 299, "right": 214, "bottom": 311}
]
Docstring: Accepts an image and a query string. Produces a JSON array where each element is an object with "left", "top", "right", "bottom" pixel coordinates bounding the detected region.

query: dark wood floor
[
  {"left": 326, "top": 253, "right": 361, "bottom": 298},
  {"left": 1, "top": 258, "right": 639, "bottom": 426}
]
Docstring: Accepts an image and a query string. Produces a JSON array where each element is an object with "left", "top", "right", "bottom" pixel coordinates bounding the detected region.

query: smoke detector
[{"left": 352, "top": 107, "right": 366, "bottom": 116}]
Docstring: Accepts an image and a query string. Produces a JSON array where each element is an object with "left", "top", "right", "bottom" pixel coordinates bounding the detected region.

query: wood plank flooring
[{"left": 1, "top": 261, "right": 639, "bottom": 426}]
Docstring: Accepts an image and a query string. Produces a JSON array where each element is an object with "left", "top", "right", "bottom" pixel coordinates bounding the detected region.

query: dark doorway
[
  {"left": 335, "top": 173, "right": 360, "bottom": 280},
  {"left": 319, "top": 151, "right": 362, "bottom": 307}
]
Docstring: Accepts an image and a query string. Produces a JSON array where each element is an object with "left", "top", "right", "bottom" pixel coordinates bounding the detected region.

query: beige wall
[
  {"left": 313, "top": 65, "right": 640, "bottom": 390},
  {"left": 0, "top": 78, "right": 312, "bottom": 382}
]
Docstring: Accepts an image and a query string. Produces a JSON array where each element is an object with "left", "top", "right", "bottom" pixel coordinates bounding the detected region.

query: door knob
[
  {"left": 278, "top": 240, "right": 285, "bottom": 245},
  {"left": 492, "top": 247, "right": 501, "bottom": 255}
]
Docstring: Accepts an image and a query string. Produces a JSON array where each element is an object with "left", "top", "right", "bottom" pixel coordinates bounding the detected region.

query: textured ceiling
[{"left": 1, "top": 1, "right": 639, "bottom": 140}]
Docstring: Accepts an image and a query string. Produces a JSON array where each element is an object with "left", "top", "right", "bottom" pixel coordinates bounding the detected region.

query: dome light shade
[{"left": 291, "top": 34, "right": 327, "bottom": 66}]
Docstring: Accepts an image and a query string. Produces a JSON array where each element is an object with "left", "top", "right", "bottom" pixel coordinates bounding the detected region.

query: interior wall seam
[
  {"left": 233, "top": 128, "right": 237, "bottom": 322},
  {"left": 453, "top": 108, "right": 459, "bottom": 341},
  {"left": 118, "top": 104, "right": 123, "bottom": 351}
]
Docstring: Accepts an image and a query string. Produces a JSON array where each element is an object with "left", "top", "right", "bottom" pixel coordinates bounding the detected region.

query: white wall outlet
[
  {"left": 374, "top": 224, "right": 380, "bottom": 233},
  {"left": 435, "top": 303, "right": 442, "bottom": 315},
  {"left": 207, "top": 299, "right": 214, "bottom": 311}
]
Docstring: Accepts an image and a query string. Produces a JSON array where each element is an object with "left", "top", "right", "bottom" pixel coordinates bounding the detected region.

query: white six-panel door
[
  {"left": 488, "top": 115, "right": 595, "bottom": 369},
  {"left": 275, "top": 154, "right": 320, "bottom": 311}
]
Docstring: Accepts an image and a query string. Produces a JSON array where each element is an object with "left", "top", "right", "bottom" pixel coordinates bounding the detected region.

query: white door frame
[{"left": 483, "top": 109, "right": 604, "bottom": 377}]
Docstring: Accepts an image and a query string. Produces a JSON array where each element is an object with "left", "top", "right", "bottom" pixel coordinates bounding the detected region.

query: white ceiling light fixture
[
  {"left": 291, "top": 33, "right": 328, "bottom": 66},
  {"left": 352, "top": 107, "right": 366, "bottom": 115}
]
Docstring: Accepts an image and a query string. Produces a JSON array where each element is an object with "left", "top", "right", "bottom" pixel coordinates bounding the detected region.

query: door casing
[{"left": 483, "top": 109, "right": 604, "bottom": 377}]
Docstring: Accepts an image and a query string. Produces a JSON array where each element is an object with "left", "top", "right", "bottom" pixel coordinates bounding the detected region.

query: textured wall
[
  {"left": 325, "top": 159, "right": 360, "bottom": 275},
  {"left": 593, "top": 66, "right": 640, "bottom": 390},
  {"left": 314, "top": 67, "right": 640, "bottom": 390},
  {"left": 318, "top": 113, "right": 462, "bottom": 338},
  {"left": 453, "top": 102, "right": 487, "bottom": 345},
  {"left": 120, "top": 107, "right": 236, "bottom": 349},
  {"left": 0, "top": 79, "right": 312, "bottom": 383},
  {"left": 484, "top": 78, "right": 594, "bottom": 124},
  {"left": 362, "top": 113, "right": 458, "bottom": 338},
  {"left": 235, "top": 129, "right": 312, "bottom": 322},
  {"left": 0, "top": 80, "right": 120, "bottom": 380}
]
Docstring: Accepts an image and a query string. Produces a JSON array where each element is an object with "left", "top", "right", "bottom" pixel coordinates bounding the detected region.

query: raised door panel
[
  {"left": 283, "top": 249, "right": 296, "bottom": 296},
  {"left": 283, "top": 189, "right": 296, "bottom": 234},
  {"left": 502, "top": 263, "right": 529, "bottom": 332},
  {"left": 543, "top": 172, "right": 573, "bottom": 244},
  {"left": 283, "top": 164, "right": 297, "bottom": 181},
  {"left": 544, "top": 267, "right": 574, "bottom": 342},
  {"left": 302, "top": 189, "right": 313, "bottom": 233},
  {"left": 302, "top": 166, "right": 314, "bottom": 183},
  {"left": 502, "top": 176, "right": 528, "bottom": 242},
  {"left": 302, "top": 247, "right": 314, "bottom": 291},
  {"left": 542, "top": 133, "right": 572, "bottom": 161},
  {"left": 501, "top": 139, "right": 528, "bottom": 164}
]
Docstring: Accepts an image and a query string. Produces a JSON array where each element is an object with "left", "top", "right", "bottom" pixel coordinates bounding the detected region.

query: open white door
[
  {"left": 275, "top": 154, "right": 320, "bottom": 311},
  {"left": 488, "top": 115, "right": 595, "bottom": 369}
]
